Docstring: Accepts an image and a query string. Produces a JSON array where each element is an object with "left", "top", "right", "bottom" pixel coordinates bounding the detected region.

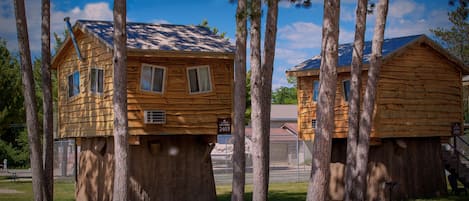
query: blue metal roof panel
[
  {"left": 290, "top": 34, "right": 424, "bottom": 72},
  {"left": 76, "top": 20, "right": 235, "bottom": 53}
]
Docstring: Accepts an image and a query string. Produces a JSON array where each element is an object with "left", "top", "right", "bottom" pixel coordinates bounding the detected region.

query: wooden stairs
[{"left": 442, "top": 135, "right": 469, "bottom": 190}]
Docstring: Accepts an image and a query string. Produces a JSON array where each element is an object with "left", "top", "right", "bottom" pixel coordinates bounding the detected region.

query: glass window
[
  {"left": 343, "top": 80, "right": 351, "bottom": 102},
  {"left": 313, "top": 80, "right": 319, "bottom": 102},
  {"left": 187, "top": 66, "right": 212, "bottom": 94},
  {"left": 140, "top": 64, "right": 165, "bottom": 93},
  {"left": 90, "top": 68, "right": 104, "bottom": 94},
  {"left": 68, "top": 71, "right": 80, "bottom": 97}
]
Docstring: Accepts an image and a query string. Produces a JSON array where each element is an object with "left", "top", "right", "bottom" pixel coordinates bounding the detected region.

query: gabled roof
[
  {"left": 75, "top": 20, "right": 235, "bottom": 53},
  {"left": 270, "top": 104, "right": 297, "bottom": 121},
  {"left": 52, "top": 20, "right": 235, "bottom": 67},
  {"left": 287, "top": 34, "right": 469, "bottom": 76}
]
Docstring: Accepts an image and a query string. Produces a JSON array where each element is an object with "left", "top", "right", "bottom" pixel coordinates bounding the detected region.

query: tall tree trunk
[
  {"left": 249, "top": 0, "right": 267, "bottom": 200},
  {"left": 231, "top": 0, "right": 247, "bottom": 200},
  {"left": 13, "top": 0, "right": 45, "bottom": 200},
  {"left": 344, "top": 0, "right": 367, "bottom": 200},
  {"left": 355, "top": 0, "right": 389, "bottom": 200},
  {"left": 41, "top": 0, "right": 53, "bottom": 200},
  {"left": 258, "top": 0, "right": 278, "bottom": 201},
  {"left": 306, "top": 0, "right": 340, "bottom": 200},
  {"left": 112, "top": 0, "right": 129, "bottom": 200}
]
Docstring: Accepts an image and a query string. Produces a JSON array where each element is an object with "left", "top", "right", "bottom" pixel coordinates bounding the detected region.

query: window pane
[
  {"left": 73, "top": 72, "right": 80, "bottom": 96},
  {"left": 343, "top": 80, "right": 351, "bottom": 102},
  {"left": 188, "top": 69, "right": 199, "bottom": 93},
  {"left": 68, "top": 74, "right": 73, "bottom": 97},
  {"left": 152, "top": 68, "right": 164, "bottom": 92},
  {"left": 313, "top": 80, "right": 319, "bottom": 102},
  {"left": 140, "top": 66, "right": 152, "bottom": 91},
  {"left": 97, "top": 69, "right": 104, "bottom": 93},
  {"left": 90, "top": 69, "right": 97, "bottom": 93},
  {"left": 198, "top": 67, "right": 211, "bottom": 92}
]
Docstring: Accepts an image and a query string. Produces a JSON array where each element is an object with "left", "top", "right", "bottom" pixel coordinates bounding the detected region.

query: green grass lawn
[{"left": 0, "top": 180, "right": 468, "bottom": 201}]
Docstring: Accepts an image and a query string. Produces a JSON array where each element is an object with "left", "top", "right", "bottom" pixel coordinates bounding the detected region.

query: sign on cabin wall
[
  {"left": 218, "top": 118, "right": 232, "bottom": 134},
  {"left": 452, "top": 122, "right": 461, "bottom": 136}
]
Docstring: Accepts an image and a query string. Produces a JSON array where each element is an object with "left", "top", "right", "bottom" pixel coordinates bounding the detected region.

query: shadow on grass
[{"left": 217, "top": 190, "right": 306, "bottom": 201}]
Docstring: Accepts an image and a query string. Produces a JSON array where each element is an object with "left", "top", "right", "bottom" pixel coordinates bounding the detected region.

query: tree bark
[
  {"left": 112, "top": 0, "right": 129, "bottom": 200},
  {"left": 231, "top": 0, "right": 247, "bottom": 200},
  {"left": 355, "top": 0, "right": 389, "bottom": 200},
  {"left": 13, "top": 0, "right": 45, "bottom": 200},
  {"left": 344, "top": 0, "right": 367, "bottom": 200},
  {"left": 306, "top": 0, "right": 340, "bottom": 201},
  {"left": 41, "top": 0, "right": 53, "bottom": 200},
  {"left": 249, "top": 0, "right": 267, "bottom": 201}
]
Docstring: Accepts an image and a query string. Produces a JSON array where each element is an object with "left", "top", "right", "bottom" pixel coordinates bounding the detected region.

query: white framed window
[
  {"left": 68, "top": 71, "right": 80, "bottom": 98},
  {"left": 144, "top": 110, "right": 166, "bottom": 124},
  {"left": 90, "top": 68, "right": 104, "bottom": 94},
  {"left": 187, "top": 65, "right": 212, "bottom": 94},
  {"left": 312, "top": 80, "right": 319, "bottom": 102},
  {"left": 343, "top": 80, "right": 351, "bottom": 102},
  {"left": 140, "top": 64, "right": 166, "bottom": 93}
]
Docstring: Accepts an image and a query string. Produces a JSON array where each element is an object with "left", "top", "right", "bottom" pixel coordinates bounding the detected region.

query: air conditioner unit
[{"left": 144, "top": 110, "right": 166, "bottom": 124}]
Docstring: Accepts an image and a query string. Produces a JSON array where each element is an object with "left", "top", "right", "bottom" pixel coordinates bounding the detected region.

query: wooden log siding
[
  {"left": 297, "top": 43, "right": 462, "bottom": 140},
  {"left": 57, "top": 31, "right": 114, "bottom": 138},
  {"left": 375, "top": 44, "right": 462, "bottom": 138},
  {"left": 126, "top": 57, "right": 233, "bottom": 136},
  {"left": 56, "top": 31, "right": 234, "bottom": 138}
]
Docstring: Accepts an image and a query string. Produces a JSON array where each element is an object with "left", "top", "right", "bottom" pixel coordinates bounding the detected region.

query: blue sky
[{"left": 0, "top": 0, "right": 457, "bottom": 89}]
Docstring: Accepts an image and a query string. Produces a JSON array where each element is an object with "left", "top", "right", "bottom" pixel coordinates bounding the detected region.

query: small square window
[
  {"left": 343, "top": 80, "right": 351, "bottom": 102},
  {"left": 140, "top": 64, "right": 165, "bottom": 93},
  {"left": 90, "top": 68, "right": 104, "bottom": 94},
  {"left": 187, "top": 65, "right": 212, "bottom": 94},
  {"left": 68, "top": 71, "right": 80, "bottom": 98},
  {"left": 313, "top": 80, "right": 319, "bottom": 102}
]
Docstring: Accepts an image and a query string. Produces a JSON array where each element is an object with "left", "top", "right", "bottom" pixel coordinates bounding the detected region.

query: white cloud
[
  {"left": 389, "top": 0, "right": 422, "bottom": 19},
  {"left": 278, "top": 22, "right": 322, "bottom": 49},
  {"left": 152, "top": 19, "right": 170, "bottom": 24},
  {"left": 275, "top": 47, "right": 308, "bottom": 65},
  {"left": 0, "top": 1, "right": 113, "bottom": 54}
]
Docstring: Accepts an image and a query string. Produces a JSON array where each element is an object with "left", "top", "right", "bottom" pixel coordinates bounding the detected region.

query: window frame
[
  {"left": 186, "top": 65, "right": 212, "bottom": 94},
  {"left": 90, "top": 68, "right": 104, "bottom": 95},
  {"left": 343, "top": 79, "right": 351, "bottom": 102},
  {"left": 312, "top": 80, "right": 319, "bottom": 102},
  {"left": 68, "top": 70, "right": 80, "bottom": 98},
  {"left": 139, "top": 64, "right": 166, "bottom": 94}
]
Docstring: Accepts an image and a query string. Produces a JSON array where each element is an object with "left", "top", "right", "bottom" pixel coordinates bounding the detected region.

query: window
[
  {"left": 343, "top": 80, "right": 351, "bottom": 102},
  {"left": 187, "top": 66, "right": 212, "bottom": 94},
  {"left": 312, "top": 119, "right": 317, "bottom": 128},
  {"left": 140, "top": 64, "right": 165, "bottom": 93},
  {"left": 313, "top": 80, "right": 319, "bottom": 102},
  {"left": 90, "top": 68, "right": 104, "bottom": 94},
  {"left": 68, "top": 71, "right": 80, "bottom": 97}
]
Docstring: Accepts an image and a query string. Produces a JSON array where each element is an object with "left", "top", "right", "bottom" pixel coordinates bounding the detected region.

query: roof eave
[{"left": 128, "top": 48, "right": 235, "bottom": 59}]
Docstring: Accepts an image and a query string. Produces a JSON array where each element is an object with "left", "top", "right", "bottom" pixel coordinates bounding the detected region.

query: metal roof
[
  {"left": 270, "top": 104, "right": 298, "bottom": 121},
  {"left": 76, "top": 20, "right": 235, "bottom": 53},
  {"left": 289, "top": 34, "right": 424, "bottom": 72}
]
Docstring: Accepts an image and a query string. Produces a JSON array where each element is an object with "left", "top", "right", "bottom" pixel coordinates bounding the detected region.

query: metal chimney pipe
[{"left": 64, "top": 17, "right": 83, "bottom": 61}]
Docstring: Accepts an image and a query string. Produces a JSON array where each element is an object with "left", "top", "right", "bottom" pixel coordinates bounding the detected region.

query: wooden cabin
[
  {"left": 287, "top": 34, "right": 469, "bottom": 200},
  {"left": 52, "top": 20, "right": 234, "bottom": 201}
]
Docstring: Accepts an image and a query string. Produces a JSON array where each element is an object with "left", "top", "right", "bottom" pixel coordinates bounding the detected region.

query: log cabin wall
[
  {"left": 296, "top": 43, "right": 462, "bottom": 140},
  {"left": 55, "top": 30, "right": 114, "bottom": 138},
  {"left": 55, "top": 32, "right": 234, "bottom": 138},
  {"left": 375, "top": 43, "right": 462, "bottom": 138},
  {"left": 297, "top": 73, "right": 372, "bottom": 140},
  {"left": 126, "top": 56, "right": 233, "bottom": 135}
]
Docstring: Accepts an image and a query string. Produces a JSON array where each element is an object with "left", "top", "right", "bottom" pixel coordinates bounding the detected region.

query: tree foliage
[
  {"left": 431, "top": 6, "right": 469, "bottom": 65},
  {"left": 271, "top": 77, "right": 297, "bottom": 104}
]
